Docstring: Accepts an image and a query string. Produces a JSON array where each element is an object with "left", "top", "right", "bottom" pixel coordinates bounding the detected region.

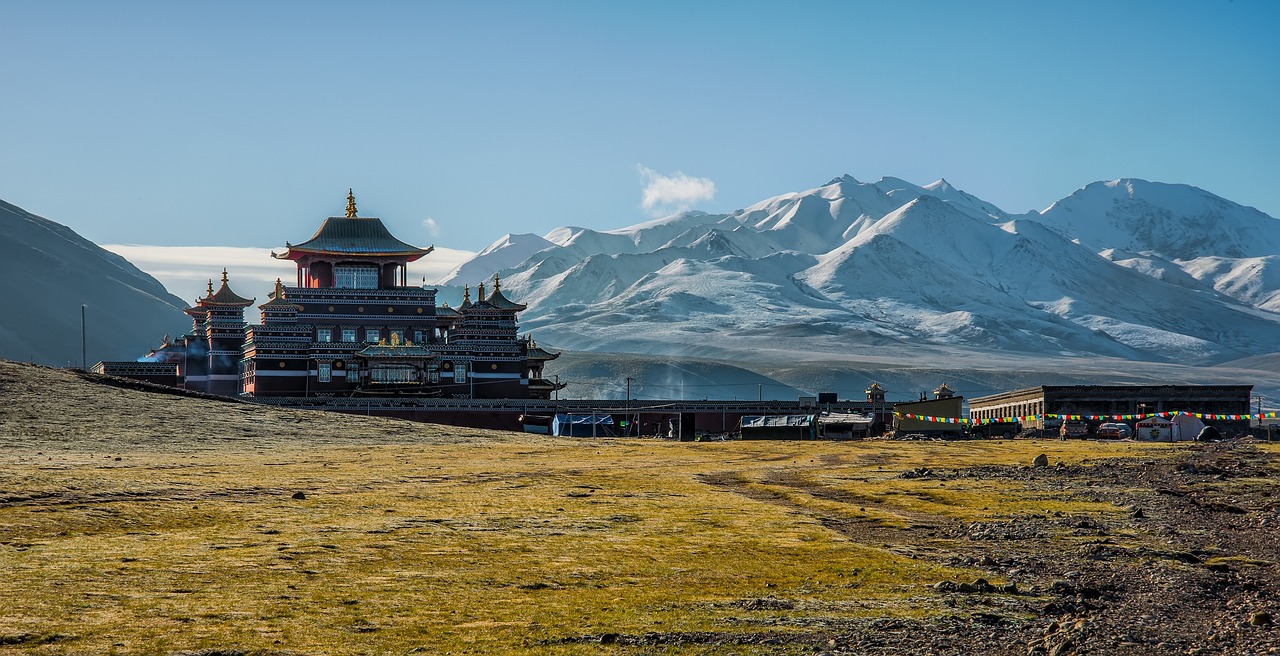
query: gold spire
[
  {"left": 206, "top": 279, "right": 214, "bottom": 296},
  {"left": 346, "top": 188, "right": 358, "bottom": 218},
  {"left": 273, "top": 278, "right": 284, "bottom": 299},
  {"left": 221, "top": 268, "right": 229, "bottom": 285},
  {"left": 478, "top": 282, "right": 486, "bottom": 302},
  {"left": 493, "top": 274, "right": 501, "bottom": 292},
  {"left": 462, "top": 285, "right": 470, "bottom": 303}
]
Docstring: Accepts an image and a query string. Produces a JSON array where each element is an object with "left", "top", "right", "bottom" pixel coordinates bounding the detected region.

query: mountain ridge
[
  {"left": 0, "top": 199, "right": 190, "bottom": 366},
  {"left": 439, "top": 175, "right": 1280, "bottom": 366}
]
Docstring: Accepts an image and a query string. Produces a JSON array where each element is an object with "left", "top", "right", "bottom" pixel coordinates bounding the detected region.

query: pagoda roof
[
  {"left": 272, "top": 191, "right": 432, "bottom": 261},
  {"left": 525, "top": 339, "right": 559, "bottom": 361},
  {"left": 187, "top": 269, "right": 254, "bottom": 312},
  {"left": 258, "top": 279, "right": 301, "bottom": 310},
  {"left": 478, "top": 287, "right": 526, "bottom": 311},
  {"left": 467, "top": 276, "right": 525, "bottom": 312},
  {"left": 435, "top": 302, "right": 461, "bottom": 318}
]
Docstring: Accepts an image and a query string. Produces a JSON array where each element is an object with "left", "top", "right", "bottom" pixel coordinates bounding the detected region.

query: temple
[{"left": 114, "top": 190, "right": 563, "bottom": 400}]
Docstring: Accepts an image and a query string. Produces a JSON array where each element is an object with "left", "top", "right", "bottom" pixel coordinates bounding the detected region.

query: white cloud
[
  {"left": 422, "top": 217, "right": 440, "bottom": 237},
  {"left": 637, "top": 165, "right": 716, "bottom": 214},
  {"left": 102, "top": 244, "right": 477, "bottom": 307}
]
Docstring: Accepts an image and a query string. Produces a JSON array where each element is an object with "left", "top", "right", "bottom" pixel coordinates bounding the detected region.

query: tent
[
  {"left": 1135, "top": 413, "right": 1206, "bottom": 442},
  {"left": 740, "top": 415, "right": 816, "bottom": 440},
  {"left": 551, "top": 413, "right": 616, "bottom": 437}
]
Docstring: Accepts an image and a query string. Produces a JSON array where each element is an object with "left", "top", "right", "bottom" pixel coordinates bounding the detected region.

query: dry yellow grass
[{"left": 0, "top": 361, "right": 1196, "bottom": 654}]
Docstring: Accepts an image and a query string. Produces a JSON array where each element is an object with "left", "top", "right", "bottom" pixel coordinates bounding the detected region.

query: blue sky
[{"left": 3, "top": 0, "right": 1278, "bottom": 260}]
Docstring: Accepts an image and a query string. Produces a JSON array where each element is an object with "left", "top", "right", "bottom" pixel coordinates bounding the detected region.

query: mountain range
[
  {"left": 437, "top": 176, "right": 1280, "bottom": 372},
  {"left": 4, "top": 174, "right": 1279, "bottom": 402}
]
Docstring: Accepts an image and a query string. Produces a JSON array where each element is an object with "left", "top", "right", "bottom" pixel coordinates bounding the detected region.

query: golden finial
[
  {"left": 206, "top": 279, "right": 214, "bottom": 296},
  {"left": 462, "top": 285, "right": 470, "bottom": 303},
  {"left": 493, "top": 274, "right": 501, "bottom": 292},
  {"left": 346, "top": 188, "right": 358, "bottom": 218},
  {"left": 221, "top": 268, "right": 229, "bottom": 285},
  {"left": 478, "top": 282, "right": 487, "bottom": 302},
  {"left": 273, "top": 278, "right": 284, "bottom": 298},
  {"left": 390, "top": 332, "right": 401, "bottom": 347}
]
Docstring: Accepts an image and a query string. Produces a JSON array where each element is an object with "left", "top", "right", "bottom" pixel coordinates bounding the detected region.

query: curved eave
[
  {"left": 275, "top": 216, "right": 433, "bottom": 262},
  {"left": 259, "top": 300, "right": 302, "bottom": 311},
  {"left": 273, "top": 245, "right": 433, "bottom": 262},
  {"left": 527, "top": 348, "right": 560, "bottom": 361}
]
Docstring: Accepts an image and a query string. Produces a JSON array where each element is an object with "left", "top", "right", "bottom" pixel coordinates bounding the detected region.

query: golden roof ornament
[
  {"left": 462, "top": 285, "right": 470, "bottom": 303},
  {"left": 346, "top": 188, "right": 358, "bottom": 218},
  {"left": 493, "top": 274, "right": 501, "bottom": 292},
  {"left": 221, "top": 268, "right": 229, "bottom": 285},
  {"left": 478, "top": 282, "right": 487, "bottom": 302},
  {"left": 206, "top": 279, "right": 214, "bottom": 296},
  {"left": 273, "top": 278, "right": 284, "bottom": 299}
]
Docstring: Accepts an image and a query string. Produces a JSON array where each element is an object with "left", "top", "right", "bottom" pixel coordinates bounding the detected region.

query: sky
[{"left": 4, "top": 0, "right": 1280, "bottom": 303}]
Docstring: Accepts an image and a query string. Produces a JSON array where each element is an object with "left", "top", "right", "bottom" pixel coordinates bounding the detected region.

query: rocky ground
[{"left": 699, "top": 443, "right": 1280, "bottom": 655}]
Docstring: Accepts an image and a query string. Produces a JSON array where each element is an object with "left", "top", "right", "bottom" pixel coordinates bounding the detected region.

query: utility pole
[
  {"left": 625, "top": 377, "right": 633, "bottom": 437},
  {"left": 80, "top": 304, "right": 87, "bottom": 370}
]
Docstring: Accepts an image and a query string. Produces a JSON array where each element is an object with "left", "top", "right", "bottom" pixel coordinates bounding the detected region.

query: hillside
[
  {"left": 0, "top": 199, "right": 189, "bottom": 366},
  {"left": 3, "top": 359, "right": 1279, "bottom": 655}
]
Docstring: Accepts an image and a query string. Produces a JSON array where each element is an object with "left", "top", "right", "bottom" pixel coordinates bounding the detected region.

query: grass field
[{"left": 0, "top": 361, "right": 1254, "bottom": 654}]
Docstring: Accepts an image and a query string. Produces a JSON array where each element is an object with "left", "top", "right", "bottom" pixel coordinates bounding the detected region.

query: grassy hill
[{"left": 2, "top": 360, "right": 1278, "bottom": 654}]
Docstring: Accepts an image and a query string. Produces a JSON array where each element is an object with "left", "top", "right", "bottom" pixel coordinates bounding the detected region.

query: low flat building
[
  {"left": 968, "top": 384, "right": 1253, "bottom": 436},
  {"left": 91, "top": 361, "right": 180, "bottom": 387},
  {"left": 893, "top": 384, "right": 964, "bottom": 436}
]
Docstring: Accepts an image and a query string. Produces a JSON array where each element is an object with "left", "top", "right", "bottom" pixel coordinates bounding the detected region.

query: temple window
[
  {"left": 317, "top": 363, "right": 332, "bottom": 383},
  {"left": 367, "top": 329, "right": 380, "bottom": 343},
  {"left": 317, "top": 329, "right": 332, "bottom": 343},
  {"left": 335, "top": 264, "right": 379, "bottom": 289},
  {"left": 414, "top": 330, "right": 424, "bottom": 343},
  {"left": 342, "top": 328, "right": 357, "bottom": 343},
  {"left": 427, "top": 366, "right": 440, "bottom": 383},
  {"left": 455, "top": 363, "right": 468, "bottom": 383},
  {"left": 348, "top": 362, "right": 358, "bottom": 380}
]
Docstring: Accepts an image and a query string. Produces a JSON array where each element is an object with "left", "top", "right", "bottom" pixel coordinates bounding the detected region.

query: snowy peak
[
  {"left": 823, "top": 174, "right": 861, "bottom": 187},
  {"left": 1037, "top": 178, "right": 1280, "bottom": 260},
  {"left": 435, "top": 232, "right": 555, "bottom": 285}
]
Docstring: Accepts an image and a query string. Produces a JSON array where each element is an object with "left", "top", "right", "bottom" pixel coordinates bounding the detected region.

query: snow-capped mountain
[
  {"left": 437, "top": 175, "right": 1280, "bottom": 365},
  {"left": 1038, "top": 179, "right": 1280, "bottom": 312}
]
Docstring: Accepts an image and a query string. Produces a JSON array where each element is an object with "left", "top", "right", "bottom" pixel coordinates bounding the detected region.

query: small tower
[
  {"left": 866, "top": 382, "right": 886, "bottom": 404},
  {"left": 182, "top": 269, "right": 254, "bottom": 396},
  {"left": 934, "top": 383, "right": 955, "bottom": 400}
]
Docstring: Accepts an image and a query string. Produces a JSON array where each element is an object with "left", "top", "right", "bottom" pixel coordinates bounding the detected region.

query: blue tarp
[{"left": 551, "top": 413, "right": 616, "bottom": 437}]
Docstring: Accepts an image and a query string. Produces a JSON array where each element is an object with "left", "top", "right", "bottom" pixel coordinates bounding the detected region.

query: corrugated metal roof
[{"left": 741, "top": 415, "right": 814, "bottom": 428}]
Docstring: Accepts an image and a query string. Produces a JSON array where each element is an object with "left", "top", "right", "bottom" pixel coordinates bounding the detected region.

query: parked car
[{"left": 1096, "top": 423, "right": 1132, "bottom": 439}]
